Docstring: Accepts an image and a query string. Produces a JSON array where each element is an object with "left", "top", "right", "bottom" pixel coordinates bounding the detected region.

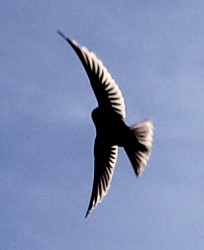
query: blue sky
[{"left": 1, "top": 0, "right": 204, "bottom": 249}]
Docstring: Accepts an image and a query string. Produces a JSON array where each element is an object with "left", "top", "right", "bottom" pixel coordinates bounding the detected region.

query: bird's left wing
[
  {"left": 58, "top": 31, "right": 126, "bottom": 119},
  {"left": 85, "top": 138, "right": 118, "bottom": 218}
]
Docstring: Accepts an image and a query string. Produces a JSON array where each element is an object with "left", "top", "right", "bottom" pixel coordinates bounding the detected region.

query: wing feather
[
  {"left": 58, "top": 31, "right": 126, "bottom": 119},
  {"left": 85, "top": 141, "right": 118, "bottom": 218}
]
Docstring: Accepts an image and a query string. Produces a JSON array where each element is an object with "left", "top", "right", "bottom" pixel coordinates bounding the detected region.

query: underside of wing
[
  {"left": 58, "top": 31, "right": 126, "bottom": 119},
  {"left": 85, "top": 140, "right": 118, "bottom": 218}
]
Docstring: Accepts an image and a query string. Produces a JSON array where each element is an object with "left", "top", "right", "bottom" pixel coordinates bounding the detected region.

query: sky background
[{"left": 1, "top": 0, "right": 204, "bottom": 249}]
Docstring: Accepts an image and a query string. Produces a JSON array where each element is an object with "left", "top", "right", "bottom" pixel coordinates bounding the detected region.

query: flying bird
[{"left": 58, "top": 31, "right": 153, "bottom": 218}]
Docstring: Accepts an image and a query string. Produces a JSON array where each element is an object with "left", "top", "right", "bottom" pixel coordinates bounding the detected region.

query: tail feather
[{"left": 124, "top": 120, "right": 153, "bottom": 176}]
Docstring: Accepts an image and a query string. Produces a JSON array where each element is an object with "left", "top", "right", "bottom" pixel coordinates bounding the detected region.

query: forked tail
[{"left": 124, "top": 120, "right": 153, "bottom": 176}]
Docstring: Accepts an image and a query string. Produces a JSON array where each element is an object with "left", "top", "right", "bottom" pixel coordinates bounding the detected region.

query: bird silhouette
[{"left": 58, "top": 31, "right": 153, "bottom": 218}]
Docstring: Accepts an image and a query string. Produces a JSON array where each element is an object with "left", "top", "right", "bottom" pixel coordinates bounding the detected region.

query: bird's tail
[{"left": 124, "top": 120, "right": 153, "bottom": 176}]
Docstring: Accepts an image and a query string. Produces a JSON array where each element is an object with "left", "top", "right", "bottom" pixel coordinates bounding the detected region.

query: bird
[{"left": 58, "top": 31, "right": 153, "bottom": 218}]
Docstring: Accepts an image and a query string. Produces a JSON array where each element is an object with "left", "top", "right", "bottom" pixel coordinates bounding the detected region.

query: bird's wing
[
  {"left": 58, "top": 31, "right": 126, "bottom": 119},
  {"left": 85, "top": 138, "right": 118, "bottom": 218}
]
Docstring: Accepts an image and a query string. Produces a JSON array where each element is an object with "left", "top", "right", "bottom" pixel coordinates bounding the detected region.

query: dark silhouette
[{"left": 58, "top": 31, "right": 153, "bottom": 218}]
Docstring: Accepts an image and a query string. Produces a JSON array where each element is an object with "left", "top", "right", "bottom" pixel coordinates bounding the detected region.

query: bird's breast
[{"left": 91, "top": 107, "right": 129, "bottom": 146}]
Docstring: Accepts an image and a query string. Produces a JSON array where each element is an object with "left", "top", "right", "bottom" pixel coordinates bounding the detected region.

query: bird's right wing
[
  {"left": 85, "top": 138, "right": 118, "bottom": 218},
  {"left": 58, "top": 31, "right": 126, "bottom": 119}
]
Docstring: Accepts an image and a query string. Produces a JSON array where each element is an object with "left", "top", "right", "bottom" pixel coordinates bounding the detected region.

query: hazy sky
[{"left": 1, "top": 0, "right": 204, "bottom": 249}]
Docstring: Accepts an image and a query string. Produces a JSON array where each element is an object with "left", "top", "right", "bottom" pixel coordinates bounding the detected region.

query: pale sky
[{"left": 1, "top": 1, "right": 204, "bottom": 249}]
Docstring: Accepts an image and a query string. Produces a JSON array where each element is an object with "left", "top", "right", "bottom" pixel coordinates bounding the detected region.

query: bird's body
[
  {"left": 58, "top": 31, "right": 153, "bottom": 218},
  {"left": 92, "top": 107, "right": 146, "bottom": 150},
  {"left": 92, "top": 107, "right": 128, "bottom": 146}
]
